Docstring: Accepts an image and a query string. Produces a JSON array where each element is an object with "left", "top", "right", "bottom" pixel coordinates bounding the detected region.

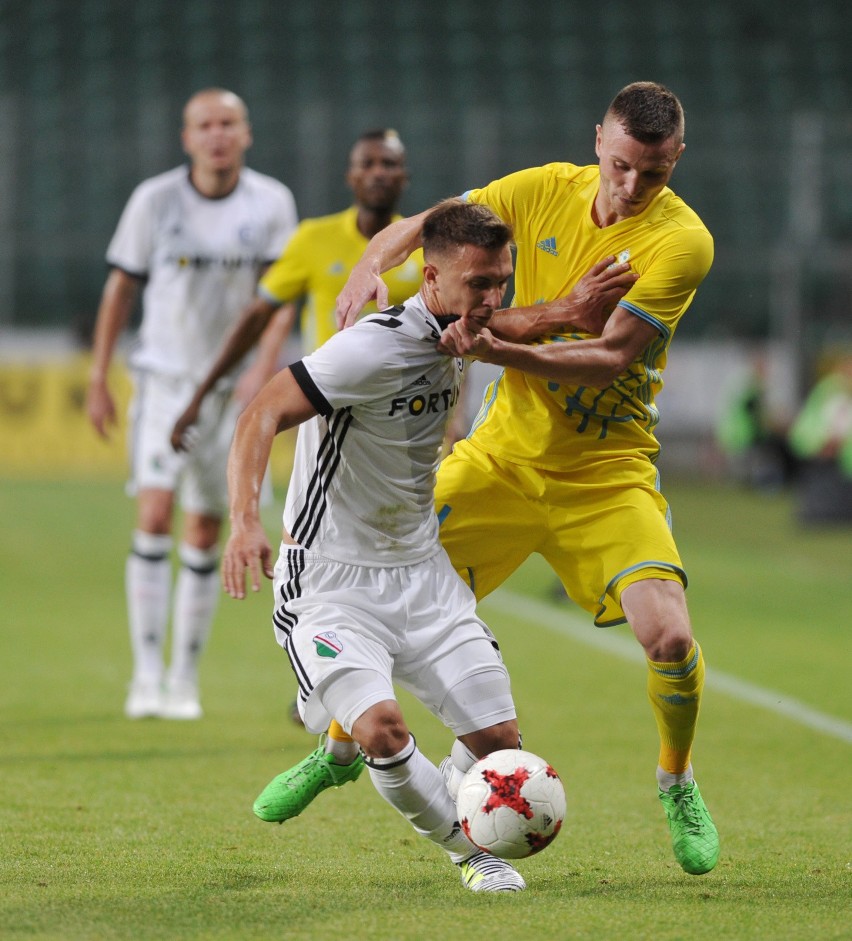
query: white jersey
[
  {"left": 107, "top": 165, "right": 298, "bottom": 383},
  {"left": 285, "top": 294, "right": 466, "bottom": 566}
]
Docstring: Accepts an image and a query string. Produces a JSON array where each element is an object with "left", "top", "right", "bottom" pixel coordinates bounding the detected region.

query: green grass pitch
[{"left": 1, "top": 477, "right": 850, "bottom": 940}]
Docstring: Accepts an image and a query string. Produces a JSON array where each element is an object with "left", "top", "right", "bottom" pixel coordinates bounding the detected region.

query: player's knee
[
  {"left": 351, "top": 701, "right": 409, "bottom": 758},
  {"left": 623, "top": 578, "right": 693, "bottom": 662},
  {"left": 646, "top": 629, "right": 693, "bottom": 663},
  {"left": 463, "top": 718, "right": 520, "bottom": 759},
  {"left": 136, "top": 490, "right": 174, "bottom": 534},
  {"left": 183, "top": 512, "right": 222, "bottom": 549},
  {"left": 638, "top": 616, "right": 693, "bottom": 662}
]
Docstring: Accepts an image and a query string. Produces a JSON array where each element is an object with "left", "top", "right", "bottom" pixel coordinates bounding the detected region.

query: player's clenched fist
[{"left": 437, "top": 322, "right": 497, "bottom": 360}]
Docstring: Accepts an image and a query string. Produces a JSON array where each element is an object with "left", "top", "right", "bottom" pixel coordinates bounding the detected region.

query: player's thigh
[
  {"left": 395, "top": 552, "right": 516, "bottom": 737},
  {"left": 272, "top": 548, "right": 400, "bottom": 733},
  {"left": 286, "top": 619, "right": 396, "bottom": 736},
  {"left": 540, "top": 465, "right": 683, "bottom": 626},
  {"left": 435, "top": 440, "right": 546, "bottom": 599},
  {"left": 180, "top": 393, "right": 240, "bottom": 518},
  {"left": 127, "top": 372, "right": 186, "bottom": 495},
  {"left": 399, "top": 638, "right": 516, "bottom": 738}
]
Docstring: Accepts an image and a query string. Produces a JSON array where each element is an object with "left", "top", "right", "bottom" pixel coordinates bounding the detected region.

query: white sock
[
  {"left": 126, "top": 531, "right": 172, "bottom": 685},
  {"left": 366, "top": 736, "right": 476, "bottom": 863},
  {"left": 324, "top": 734, "right": 361, "bottom": 765},
  {"left": 442, "top": 738, "right": 479, "bottom": 800},
  {"left": 657, "top": 764, "right": 695, "bottom": 792},
  {"left": 167, "top": 543, "right": 219, "bottom": 689}
]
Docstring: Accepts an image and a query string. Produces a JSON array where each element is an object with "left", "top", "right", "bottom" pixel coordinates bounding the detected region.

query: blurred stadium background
[
  {"left": 2, "top": 10, "right": 851, "bottom": 935},
  {"left": 0, "top": 0, "right": 850, "bottom": 478}
]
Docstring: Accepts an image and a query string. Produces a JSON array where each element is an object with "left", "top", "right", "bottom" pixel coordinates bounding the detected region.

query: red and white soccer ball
[{"left": 456, "top": 748, "right": 566, "bottom": 859}]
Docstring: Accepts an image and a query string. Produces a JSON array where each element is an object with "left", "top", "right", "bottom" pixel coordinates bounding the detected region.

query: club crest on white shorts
[{"left": 313, "top": 631, "right": 343, "bottom": 659}]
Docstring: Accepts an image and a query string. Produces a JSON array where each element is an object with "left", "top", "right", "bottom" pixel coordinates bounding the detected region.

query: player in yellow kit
[
  {"left": 442, "top": 155, "right": 712, "bottom": 620},
  {"left": 259, "top": 195, "right": 422, "bottom": 353},
  {"left": 170, "top": 128, "right": 423, "bottom": 448},
  {"left": 272, "top": 82, "right": 718, "bottom": 877}
]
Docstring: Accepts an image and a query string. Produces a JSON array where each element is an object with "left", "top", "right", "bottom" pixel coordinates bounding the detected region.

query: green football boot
[
  {"left": 253, "top": 745, "right": 365, "bottom": 823},
  {"left": 659, "top": 779, "right": 720, "bottom": 875}
]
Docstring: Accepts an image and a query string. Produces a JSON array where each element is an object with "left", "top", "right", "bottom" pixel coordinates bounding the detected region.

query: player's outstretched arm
[
  {"left": 441, "top": 305, "right": 659, "bottom": 390},
  {"left": 489, "top": 256, "right": 639, "bottom": 344},
  {"left": 171, "top": 295, "right": 279, "bottom": 452},
  {"left": 86, "top": 268, "right": 140, "bottom": 440},
  {"left": 336, "top": 210, "right": 430, "bottom": 329},
  {"left": 223, "top": 367, "right": 317, "bottom": 599}
]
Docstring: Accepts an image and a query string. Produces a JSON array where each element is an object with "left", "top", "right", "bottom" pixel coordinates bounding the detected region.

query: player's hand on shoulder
[{"left": 336, "top": 269, "right": 388, "bottom": 330}]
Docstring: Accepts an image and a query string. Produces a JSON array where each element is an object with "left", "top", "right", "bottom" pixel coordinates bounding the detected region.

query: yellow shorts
[{"left": 434, "top": 439, "right": 686, "bottom": 626}]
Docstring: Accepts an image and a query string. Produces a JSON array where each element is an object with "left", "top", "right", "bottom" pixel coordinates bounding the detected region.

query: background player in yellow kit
[{"left": 317, "top": 82, "right": 719, "bottom": 877}]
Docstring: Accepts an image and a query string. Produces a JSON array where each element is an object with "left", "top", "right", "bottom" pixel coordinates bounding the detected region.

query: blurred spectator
[
  {"left": 788, "top": 354, "right": 852, "bottom": 523},
  {"left": 716, "top": 352, "right": 798, "bottom": 491}
]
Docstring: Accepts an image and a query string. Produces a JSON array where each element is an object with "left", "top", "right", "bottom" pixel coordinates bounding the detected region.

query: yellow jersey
[
  {"left": 465, "top": 163, "right": 713, "bottom": 471},
  {"left": 259, "top": 206, "right": 424, "bottom": 351}
]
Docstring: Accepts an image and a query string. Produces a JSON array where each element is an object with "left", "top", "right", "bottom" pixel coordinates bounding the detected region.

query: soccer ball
[{"left": 456, "top": 748, "right": 566, "bottom": 859}]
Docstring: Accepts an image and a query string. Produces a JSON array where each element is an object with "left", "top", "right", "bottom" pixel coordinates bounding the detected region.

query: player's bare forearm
[
  {"left": 254, "top": 304, "right": 297, "bottom": 378},
  {"left": 87, "top": 269, "right": 139, "bottom": 438},
  {"left": 171, "top": 297, "right": 279, "bottom": 451},
  {"left": 480, "top": 335, "right": 624, "bottom": 387},
  {"left": 227, "top": 409, "right": 277, "bottom": 528},
  {"left": 446, "top": 307, "right": 659, "bottom": 388},
  {"left": 199, "top": 297, "right": 278, "bottom": 400},
  {"left": 224, "top": 369, "right": 319, "bottom": 598},
  {"left": 89, "top": 269, "right": 138, "bottom": 380},
  {"left": 225, "top": 365, "right": 315, "bottom": 508},
  {"left": 226, "top": 374, "right": 304, "bottom": 534},
  {"left": 224, "top": 409, "right": 278, "bottom": 598},
  {"left": 489, "top": 257, "right": 639, "bottom": 343},
  {"left": 234, "top": 304, "right": 298, "bottom": 407}
]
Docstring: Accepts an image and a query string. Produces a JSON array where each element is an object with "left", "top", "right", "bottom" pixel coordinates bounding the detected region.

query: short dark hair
[
  {"left": 421, "top": 198, "right": 513, "bottom": 259},
  {"left": 351, "top": 128, "right": 405, "bottom": 151},
  {"left": 605, "top": 82, "right": 684, "bottom": 144}
]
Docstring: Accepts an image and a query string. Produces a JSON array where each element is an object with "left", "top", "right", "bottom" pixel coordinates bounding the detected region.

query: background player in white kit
[
  {"left": 86, "top": 88, "right": 298, "bottom": 720},
  {"left": 223, "top": 199, "right": 526, "bottom": 893}
]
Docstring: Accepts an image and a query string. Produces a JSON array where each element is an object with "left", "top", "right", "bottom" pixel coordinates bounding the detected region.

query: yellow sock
[
  {"left": 328, "top": 719, "right": 354, "bottom": 744},
  {"left": 646, "top": 642, "right": 705, "bottom": 774}
]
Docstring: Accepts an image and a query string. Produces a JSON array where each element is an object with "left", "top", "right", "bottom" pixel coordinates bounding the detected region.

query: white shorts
[
  {"left": 272, "top": 546, "right": 516, "bottom": 737},
  {"left": 127, "top": 370, "right": 244, "bottom": 517}
]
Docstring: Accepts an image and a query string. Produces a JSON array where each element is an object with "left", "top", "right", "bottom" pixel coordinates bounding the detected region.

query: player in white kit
[
  {"left": 86, "top": 89, "right": 298, "bottom": 720},
  {"left": 223, "top": 200, "right": 526, "bottom": 893}
]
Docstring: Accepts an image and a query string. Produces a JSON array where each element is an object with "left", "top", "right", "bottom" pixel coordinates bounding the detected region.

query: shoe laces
[
  {"left": 282, "top": 751, "right": 329, "bottom": 789},
  {"left": 670, "top": 786, "right": 706, "bottom": 833}
]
